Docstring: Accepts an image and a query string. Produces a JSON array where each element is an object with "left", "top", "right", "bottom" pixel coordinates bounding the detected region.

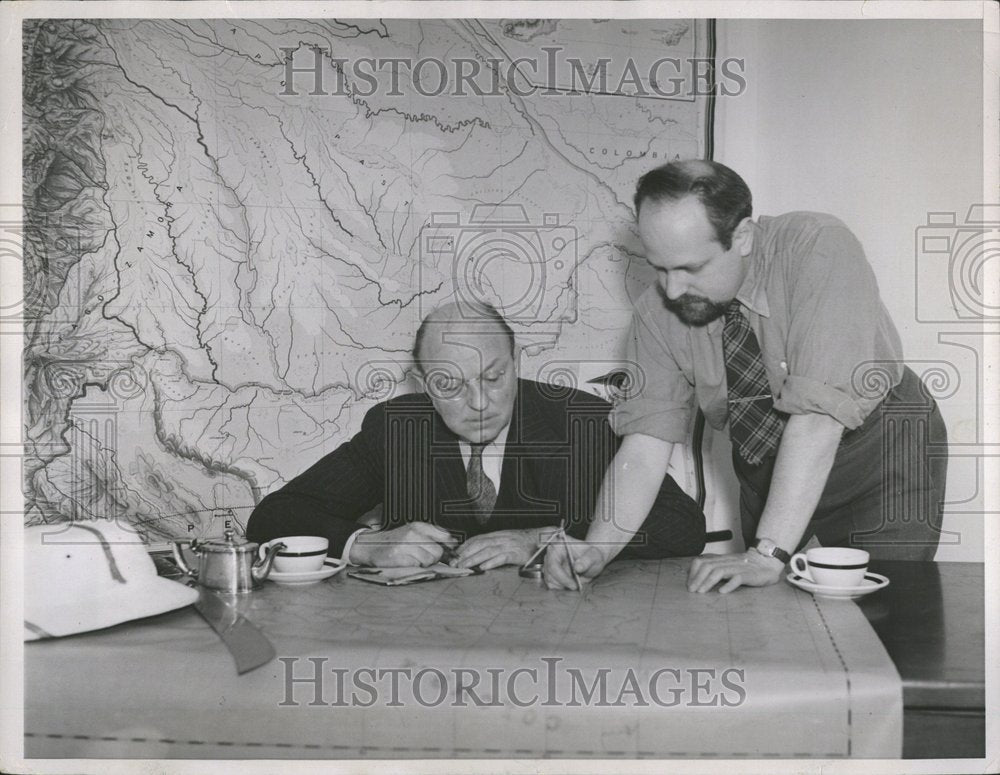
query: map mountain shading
[{"left": 22, "top": 18, "right": 708, "bottom": 540}]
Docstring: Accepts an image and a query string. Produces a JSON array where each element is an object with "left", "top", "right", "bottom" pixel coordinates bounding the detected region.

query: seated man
[{"left": 247, "top": 302, "right": 705, "bottom": 569}]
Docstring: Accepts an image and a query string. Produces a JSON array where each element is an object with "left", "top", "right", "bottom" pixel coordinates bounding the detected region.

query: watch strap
[{"left": 751, "top": 538, "right": 791, "bottom": 564}]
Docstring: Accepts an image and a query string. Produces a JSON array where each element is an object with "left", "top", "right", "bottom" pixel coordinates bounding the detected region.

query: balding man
[
  {"left": 545, "top": 160, "right": 948, "bottom": 592},
  {"left": 247, "top": 302, "right": 705, "bottom": 569}
]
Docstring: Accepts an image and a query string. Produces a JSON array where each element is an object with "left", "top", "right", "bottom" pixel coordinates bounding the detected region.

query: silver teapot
[{"left": 173, "top": 529, "right": 283, "bottom": 593}]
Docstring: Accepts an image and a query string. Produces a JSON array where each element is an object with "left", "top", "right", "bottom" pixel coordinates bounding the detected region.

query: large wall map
[{"left": 22, "top": 18, "right": 709, "bottom": 541}]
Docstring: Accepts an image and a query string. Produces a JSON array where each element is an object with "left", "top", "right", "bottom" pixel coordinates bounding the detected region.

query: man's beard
[{"left": 660, "top": 290, "right": 729, "bottom": 326}]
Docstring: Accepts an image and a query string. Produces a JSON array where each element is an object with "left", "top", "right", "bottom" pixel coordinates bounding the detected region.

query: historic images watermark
[
  {"left": 278, "top": 656, "right": 747, "bottom": 709},
  {"left": 279, "top": 46, "right": 747, "bottom": 99},
  {"left": 910, "top": 204, "right": 1000, "bottom": 541}
]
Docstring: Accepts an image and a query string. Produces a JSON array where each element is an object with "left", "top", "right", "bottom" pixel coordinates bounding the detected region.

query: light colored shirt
[{"left": 610, "top": 212, "right": 904, "bottom": 441}]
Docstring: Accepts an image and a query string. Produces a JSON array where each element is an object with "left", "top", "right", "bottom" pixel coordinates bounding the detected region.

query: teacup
[
  {"left": 790, "top": 547, "right": 869, "bottom": 588},
  {"left": 259, "top": 536, "right": 329, "bottom": 574}
]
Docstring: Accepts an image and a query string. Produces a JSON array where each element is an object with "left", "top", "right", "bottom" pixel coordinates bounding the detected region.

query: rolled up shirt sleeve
[
  {"left": 610, "top": 292, "right": 695, "bottom": 443},
  {"left": 772, "top": 219, "right": 903, "bottom": 429}
]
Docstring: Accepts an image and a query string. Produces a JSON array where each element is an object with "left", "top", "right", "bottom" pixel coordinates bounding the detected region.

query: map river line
[{"left": 22, "top": 18, "right": 707, "bottom": 540}]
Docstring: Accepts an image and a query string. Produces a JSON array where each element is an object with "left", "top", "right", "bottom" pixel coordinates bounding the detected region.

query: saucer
[
  {"left": 786, "top": 571, "right": 889, "bottom": 600},
  {"left": 268, "top": 560, "right": 346, "bottom": 587}
]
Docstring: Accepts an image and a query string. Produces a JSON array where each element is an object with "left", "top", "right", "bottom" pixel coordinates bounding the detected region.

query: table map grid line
[{"left": 810, "top": 596, "right": 854, "bottom": 758}]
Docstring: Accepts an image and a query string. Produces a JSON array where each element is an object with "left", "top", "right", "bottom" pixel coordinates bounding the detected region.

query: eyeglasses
[{"left": 424, "top": 367, "right": 512, "bottom": 401}]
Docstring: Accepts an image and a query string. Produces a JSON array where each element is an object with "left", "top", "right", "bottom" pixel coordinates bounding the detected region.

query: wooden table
[{"left": 857, "top": 560, "right": 985, "bottom": 759}]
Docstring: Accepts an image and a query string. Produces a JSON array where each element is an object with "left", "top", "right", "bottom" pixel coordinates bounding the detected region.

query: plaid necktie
[
  {"left": 722, "top": 300, "right": 787, "bottom": 465},
  {"left": 467, "top": 443, "right": 497, "bottom": 525}
]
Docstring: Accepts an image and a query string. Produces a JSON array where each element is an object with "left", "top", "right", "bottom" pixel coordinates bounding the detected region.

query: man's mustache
[{"left": 658, "top": 288, "right": 729, "bottom": 326}]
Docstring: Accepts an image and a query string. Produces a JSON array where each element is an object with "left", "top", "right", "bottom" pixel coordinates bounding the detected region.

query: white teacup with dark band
[
  {"left": 258, "top": 536, "right": 329, "bottom": 574},
  {"left": 790, "top": 547, "right": 870, "bottom": 588}
]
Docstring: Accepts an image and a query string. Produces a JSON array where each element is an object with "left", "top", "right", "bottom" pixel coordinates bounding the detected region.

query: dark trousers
[{"left": 735, "top": 367, "right": 948, "bottom": 561}]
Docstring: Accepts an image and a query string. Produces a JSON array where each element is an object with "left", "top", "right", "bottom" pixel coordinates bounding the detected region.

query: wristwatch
[{"left": 750, "top": 537, "right": 791, "bottom": 564}]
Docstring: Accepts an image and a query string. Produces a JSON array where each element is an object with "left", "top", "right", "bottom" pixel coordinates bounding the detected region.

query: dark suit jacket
[{"left": 247, "top": 379, "right": 705, "bottom": 558}]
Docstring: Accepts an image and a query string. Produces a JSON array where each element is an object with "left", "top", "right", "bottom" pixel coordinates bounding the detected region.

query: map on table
[
  {"left": 20, "top": 18, "right": 709, "bottom": 540},
  {"left": 25, "top": 560, "right": 902, "bottom": 758}
]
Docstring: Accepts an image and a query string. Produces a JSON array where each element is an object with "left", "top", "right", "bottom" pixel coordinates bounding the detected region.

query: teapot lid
[{"left": 197, "top": 529, "right": 258, "bottom": 554}]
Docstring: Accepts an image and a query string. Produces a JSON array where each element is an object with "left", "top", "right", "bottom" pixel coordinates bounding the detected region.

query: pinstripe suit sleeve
[{"left": 246, "top": 403, "right": 387, "bottom": 556}]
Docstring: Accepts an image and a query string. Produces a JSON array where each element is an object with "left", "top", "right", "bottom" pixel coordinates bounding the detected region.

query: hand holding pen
[{"left": 557, "top": 520, "right": 583, "bottom": 592}]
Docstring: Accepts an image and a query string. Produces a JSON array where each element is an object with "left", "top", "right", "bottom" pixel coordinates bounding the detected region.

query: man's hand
[
  {"left": 542, "top": 535, "right": 608, "bottom": 590},
  {"left": 687, "top": 550, "right": 784, "bottom": 594},
  {"left": 348, "top": 523, "right": 456, "bottom": 567},
  {"left": 449, "top": 529, "right": 540, "bottom": 570}
]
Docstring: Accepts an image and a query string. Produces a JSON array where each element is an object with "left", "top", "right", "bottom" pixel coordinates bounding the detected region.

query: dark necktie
[
  {"left": 722, "top": 300, "right": 787, "bottom": 465},
  {"left": 467, "top": 443, "right": 497, "bottom": 525}
]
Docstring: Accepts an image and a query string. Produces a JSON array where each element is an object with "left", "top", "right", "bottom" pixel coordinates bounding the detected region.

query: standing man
[
  {"left": 545, "top": 159, "right": 947, "bottom": 592},
  {"left": 248, "top": 302, "right": 705, "bottom": 569}
]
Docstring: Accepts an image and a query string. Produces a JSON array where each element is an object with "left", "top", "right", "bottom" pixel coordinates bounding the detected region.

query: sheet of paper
[{"left": 349, "top": 563, "right": 477, "bottom": 584}]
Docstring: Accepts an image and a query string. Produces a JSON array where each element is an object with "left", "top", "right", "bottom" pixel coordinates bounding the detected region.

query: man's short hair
[
  {"left": 634, "top": 159, "right": 753, "bottom": 250},
  {"left": 412, "top": 302, "right": 516, "bottom": 372}
]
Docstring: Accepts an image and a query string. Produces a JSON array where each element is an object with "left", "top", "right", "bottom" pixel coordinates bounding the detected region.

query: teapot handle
[{"left": 257, "top": 539, "right": 281, "bottom": 561}]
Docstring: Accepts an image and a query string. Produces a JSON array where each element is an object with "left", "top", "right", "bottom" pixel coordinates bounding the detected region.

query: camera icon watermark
[
  {"left": 0, "top": 206, "right": 27, "bottom": 321},
  {"left": 418, "top": 203, "right": 578, "bottom": 328},
  {"left": 914, "top": 204, "right": 1000, "bottom": 322},
  {"left": 0, "top": 207, "right": 88, "bottom": 323}
]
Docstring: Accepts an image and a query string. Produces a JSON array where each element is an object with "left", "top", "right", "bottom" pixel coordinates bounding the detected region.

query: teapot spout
[
  {"left": 252, "top": 541, "right": 285, "bottom": 582},
  {"left": 172, "top": 541, "right": 197, "bottom": 577}
]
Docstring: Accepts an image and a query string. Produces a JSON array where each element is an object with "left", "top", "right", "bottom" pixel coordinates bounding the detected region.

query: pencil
[
  {"left": 521, "top": 527, "right": 564, "bottom": 568},
  {"left": 560, "top": 530, "right": 583, "bottom": 592}
]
